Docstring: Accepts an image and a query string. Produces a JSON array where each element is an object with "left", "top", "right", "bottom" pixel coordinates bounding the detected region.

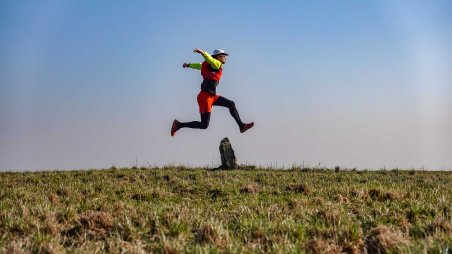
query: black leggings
[{"left": 179, "top": 96, "right": 244, "bottom": 129}]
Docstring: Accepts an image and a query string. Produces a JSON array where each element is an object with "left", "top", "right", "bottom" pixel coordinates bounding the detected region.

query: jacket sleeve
[
  {"left": 201, "top": 51, "right": 222, "bottom": 70},
  {"left": 188, "top": 63, "right": 202, "bottom": 70}
]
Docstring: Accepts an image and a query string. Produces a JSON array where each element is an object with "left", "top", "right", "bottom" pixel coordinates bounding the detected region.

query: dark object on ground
[{"left": 219, "top": 138, "right": 237, "bottom": 169}]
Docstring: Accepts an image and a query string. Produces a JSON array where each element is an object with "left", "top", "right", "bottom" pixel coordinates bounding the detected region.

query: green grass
[{"left": 1, "top": 167, "right": 452, "bottom": 253}]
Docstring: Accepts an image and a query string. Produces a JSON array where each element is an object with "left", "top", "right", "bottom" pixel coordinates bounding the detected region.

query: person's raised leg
[
  {"left": 171, "top": 113, "right": 211, "bottom": 136},
  {"left": 213, "top": 96, "right": 254, "bottom": 133},
  {"left": 179, "top": 113, "right": 210, "bottom": 129}
]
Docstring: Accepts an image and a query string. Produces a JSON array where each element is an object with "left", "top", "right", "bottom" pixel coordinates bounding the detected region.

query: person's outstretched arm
[
  {"left": 193, "top": 48, "right": 222, "bottom": 69},
  {"left": 182, "top": 62, "right": 201, "bottom": 70}
]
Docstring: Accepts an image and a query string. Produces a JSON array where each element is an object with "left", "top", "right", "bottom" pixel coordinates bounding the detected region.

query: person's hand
[
  {"left": 193, "top": 48, "right": 204, "bottom": 54},
  {"left": 182, "top": 63, "right": 190, "bottom": 68}
]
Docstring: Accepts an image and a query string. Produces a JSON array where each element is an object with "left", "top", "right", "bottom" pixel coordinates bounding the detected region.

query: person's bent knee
[
  {"left": 229, "top": 100, "right": 236, "bottom": 108},
  {"left": 200, "top": 122, "right": 209, "bottom": 129},
  {"left": 199, "top": 112, "right": 211, "bottom": 129}
]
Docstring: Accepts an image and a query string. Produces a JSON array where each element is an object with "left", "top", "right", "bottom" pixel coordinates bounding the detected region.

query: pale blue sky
[{"left": 1, "top": 1, "right": 452, "bottom": 171}]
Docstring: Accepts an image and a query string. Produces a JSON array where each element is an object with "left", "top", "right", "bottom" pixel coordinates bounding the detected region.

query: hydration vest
[{"left": 201, "top": 61, "right": 223, "bottom": 81}]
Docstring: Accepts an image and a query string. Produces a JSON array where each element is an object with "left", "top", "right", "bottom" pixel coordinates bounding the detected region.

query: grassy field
[{"left": 1, "top": 167, "right": 451, "bottom": 253}]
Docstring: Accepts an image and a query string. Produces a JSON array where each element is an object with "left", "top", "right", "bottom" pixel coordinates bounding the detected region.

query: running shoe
[
  {"left": 171, "top": 120, "right": 180, "bottom": 137},
  {"left": 240, "top": 122, "right": 254, "bottom": 133}
]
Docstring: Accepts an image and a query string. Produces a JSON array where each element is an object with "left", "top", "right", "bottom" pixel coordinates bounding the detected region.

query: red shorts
[{"left": 197, "top": 91, "right": 220, "bottom": 113}]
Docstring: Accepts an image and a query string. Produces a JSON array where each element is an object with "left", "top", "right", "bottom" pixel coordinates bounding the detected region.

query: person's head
[{"left": 212, "top": 49, "right": 228, "bottom": 64}]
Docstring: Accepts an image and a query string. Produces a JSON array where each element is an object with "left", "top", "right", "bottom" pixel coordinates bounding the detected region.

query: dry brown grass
[
  {"left": 250, "top": 227, "right": 266, "bottom": 242},
  {"left": 2, "top": 238, "right": 30, "bottom": 254},
  {"left": 334, "top": 193, "right": 349, "bottom": 204},
  {"left": 426, "top": 219, "right": 452, "bottom": 236},
  {"left": 239, "top": 184, "right": 259, "bottom": 194},
  {"left": 195, "top": 221, "right": 230, "bottom": 247},
  {"left": 305, "top": 238, "right": 342, "bottom": 254},
  {"left": 64, "top": 211, "right": 115, "bottom": 240},
  {"left": 342, "top": 239, "right": 364, "bottom": 254},
  {"left": 316, "top": 208, "right": 341, "bottom": 226},
  {"left": 42, "top": 213, "right": 60, "bottom": 236},
  {"left": 48, "top": 193, "right": 59, "bottom": 204},
  {"left": 286, "top": 183, "right": 311, "bottom": 195},
  {"left": 368, "top": 188, "right": 402, "bottom": 202},
  {"left": 364, "top": 225, "right": 409, "bottom": 253}
]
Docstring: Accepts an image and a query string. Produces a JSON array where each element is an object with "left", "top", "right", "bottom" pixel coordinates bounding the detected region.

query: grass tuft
[
  {"left": 285, "top": 183, "right": 310, "bottom": 194},
  {"left": 364, "top": 225, "right": 408, "bottom": 253},
  {"left": 195, "top": 221, "right": 230, "bottom": 247},
  {"left": 305, "top": 238, "right": 341, "bottom": 254}
]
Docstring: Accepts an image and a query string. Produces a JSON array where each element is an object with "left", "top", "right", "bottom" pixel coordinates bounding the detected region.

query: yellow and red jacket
[{"left": 187, "top": 51, "right": 223, "bottom": 82}]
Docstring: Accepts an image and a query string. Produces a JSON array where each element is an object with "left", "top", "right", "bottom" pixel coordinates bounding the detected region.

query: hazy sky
[{"left": 1, "top": 1, "right": 452, "bottom": 171}]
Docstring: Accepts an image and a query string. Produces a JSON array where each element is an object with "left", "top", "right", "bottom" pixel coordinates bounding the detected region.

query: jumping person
[{"left": 171, "top": 48, "right": 254, "bottom": 136}]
